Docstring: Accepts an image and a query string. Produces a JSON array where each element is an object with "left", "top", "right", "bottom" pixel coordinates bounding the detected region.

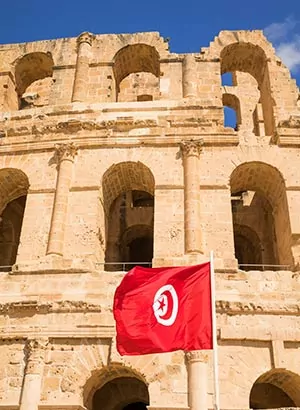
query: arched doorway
[
  {"left": 14, "top": 52, "right": 54, "bottom": 109},
  {"left": 92, "top": 377, "right": 149, "bottom": 410},
  {"left": 113, "top": 44, "right": 160, "bottom": 102},
  {"left": 102, "top": 162, "right": 155, "bottom": 271},
  {"left": 220, "top": 42, "right": 274, "bottom": 136},
  {"left": 230, "top": 162, "right": 293, "bottom": 270},
  {"left": 0, "top": 168, "right": 29, "bottom": 271},
  {"left": 120, "top": 224, "right": 153, "bottom": 271},
  {"left": 250, "top": 369, "right": 300, "bottom": 409},
  {"left": 84, "top": 365, "right": 149, "bottom": 410},
  {"left": 233, "top": 224, "right": 262, "bottom": 270}
]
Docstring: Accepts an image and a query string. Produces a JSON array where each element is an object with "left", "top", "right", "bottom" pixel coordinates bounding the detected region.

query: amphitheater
[{"left": 0, "top": 29, "right": 300, "bottom": 410}]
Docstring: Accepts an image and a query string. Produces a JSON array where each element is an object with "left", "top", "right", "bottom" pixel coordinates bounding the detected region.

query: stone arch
[
  {"left": 113, "top": 44, "right": 160, "bottom": 102},
  {"left": 120, "top": 224, "right": 153, "bottom": 270},
  {"left": 102, "top": 161, "right": 155, "bottom": 215},
  {"left": 0, "top": 168, "right": 29, "bottom": 214},
  {"left": 250, "top": 368, "right": 300, "bottom": 408},
  {"left": 233, "top": 224, "right": 262, "bottom": 270},
  {"left": 83, "top": 363, "right": 149, "bottom": 410},
  {"left": 222, "top": 93, "right": 241, "bottom": 129},
  {"left": 14, "top": 52, "right": 54, "bottom": 109},
  {"left": 102, "top": 162, "right": 155, "bottom": 271},
  {"left": 230, "top": 162, "right": 293, "bottom": 268},
  {"left": 220, "top": 42, "right": 274, "bottom": 136},
  {"left": 0, "top": 168, "right": 29, "bottom": 269}
]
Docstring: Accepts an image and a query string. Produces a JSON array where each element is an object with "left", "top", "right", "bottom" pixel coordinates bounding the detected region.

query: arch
[
  {"left": 221, "top": 43, "right": 267, "bottom": 84},
  {"left": 233, "top": 224, "right": 262, "bottom": 270},
  {"left": 220, "top": 42, "right": 274, "bottom": 135},
  {"left": 230, "top": 162, "right": 293, "bottom": 268},
  {"left": 250, "top": 368, "right": 300, "bottom": 409},
  {"left": 83, "top": 364, "right": 149, "bottom": 410},
  {"left": 102, "top": 162, "right": 155, "bottom": 271},
  {"left": 102, "top": 161, "right": 155, "bottom": 215},
  {"left": 113, "top": 44, "right": 160, "bottom": 101},
  {"left": 222, "top": 93, "right": 241, "bottom": 129},
  {"left": 120, "top": 224, "right": 153, "bottom": 270},
  {"left": 0, "top": 168, "right": 29, "bottom": 270},
  {"left": 14, "top": 52, "right": 54, "bottom": 108},
  {"left": 0, "top": 168, "right": 29, "bottom": 214}
]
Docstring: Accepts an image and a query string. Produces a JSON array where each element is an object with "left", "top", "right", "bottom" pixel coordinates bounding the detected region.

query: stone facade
[{"left": 0, "top": 29, "right": 300, "bottom": 410}]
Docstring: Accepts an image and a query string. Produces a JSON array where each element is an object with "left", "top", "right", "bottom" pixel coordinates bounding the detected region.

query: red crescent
[{"left": 160, "top": 290, "right": 174, "bottom": 321}]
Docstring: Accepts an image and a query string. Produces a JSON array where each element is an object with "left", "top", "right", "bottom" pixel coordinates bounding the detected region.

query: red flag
[{"left": 113, "top": 262, "right": 212, "bottom": 355}]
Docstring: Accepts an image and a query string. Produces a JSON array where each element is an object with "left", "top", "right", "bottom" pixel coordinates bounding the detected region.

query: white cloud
[
  {"left": 264, "top": 17, "right": 300, "bottom": 73},
  {"left": 276, "top": 36, "right": 300, "bottom": 72},
  {"left": 264, "top": 16, "right": 296, "bottom": 42}
]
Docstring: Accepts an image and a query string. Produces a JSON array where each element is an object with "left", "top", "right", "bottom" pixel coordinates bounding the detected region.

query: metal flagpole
[{"left": 210, "top": 250, "right": 220, "bottom": 410}]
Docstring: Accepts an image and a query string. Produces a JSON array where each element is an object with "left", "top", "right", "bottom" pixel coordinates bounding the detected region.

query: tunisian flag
[{"left": 113, "top": 262, "right": 212, "bottom": 355}]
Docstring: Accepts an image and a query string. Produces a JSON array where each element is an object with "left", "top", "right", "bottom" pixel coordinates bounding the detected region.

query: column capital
[
  {"left": 54, "top": 142, "right": 78, "bottom": 163},
  {"left": 180, "top": 139, "right": 204, "bottom": 157},
  {"left": 25, "top": 337, "right": 49, "bottom": 374},
  {"left": 185, "top": 350, "right": 209, "bottom": 363},
  {"left": 77, "top": 31, "right": 95, "bottom": 47}
]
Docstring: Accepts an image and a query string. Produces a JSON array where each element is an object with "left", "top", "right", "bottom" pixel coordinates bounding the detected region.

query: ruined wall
[{"left": 0, "top": 30, "right": 299, "bottom": 410}]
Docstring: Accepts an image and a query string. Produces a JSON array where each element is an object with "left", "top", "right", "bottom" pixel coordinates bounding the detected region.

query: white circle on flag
[{"left": 152, "top": 284, "right": 178, "bottom": 326}]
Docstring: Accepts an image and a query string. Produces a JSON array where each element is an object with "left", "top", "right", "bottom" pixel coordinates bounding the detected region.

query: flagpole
[{"left": 210, "top": 250, "right": 220, "bottom": 410}]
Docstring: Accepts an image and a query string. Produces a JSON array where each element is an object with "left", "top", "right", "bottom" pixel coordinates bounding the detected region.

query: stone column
[
  {"left": 180, "top": 140, "right": 203, "bottom": 254},
  {"left": 72, "top": 31, "right": 94, "bottom": 102},
  {"left": 185, "top": 350, "right": 209, "bottom": 410},
  {"left": 47, "top": 143, "right": 78, "bottom": 256},
  {"left": 182, "top": 54, "right": 197, "bottom": 98},
  {"left": 20, "top": 338, "right": 48, "bottom": 410}
]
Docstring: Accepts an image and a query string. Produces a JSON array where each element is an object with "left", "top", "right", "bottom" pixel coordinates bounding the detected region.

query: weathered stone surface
[{"left": 0, "top": 29, "right": 299, "bottom": 410}]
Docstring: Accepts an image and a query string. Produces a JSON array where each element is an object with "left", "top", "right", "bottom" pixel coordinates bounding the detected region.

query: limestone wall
[{"left": 0, "top": 29, "right": 299, "bottom": 410}]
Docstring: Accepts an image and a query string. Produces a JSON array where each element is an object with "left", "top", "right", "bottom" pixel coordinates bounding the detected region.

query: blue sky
[{"left": 1, "top": 0, "right": 300, "bottom": 86}]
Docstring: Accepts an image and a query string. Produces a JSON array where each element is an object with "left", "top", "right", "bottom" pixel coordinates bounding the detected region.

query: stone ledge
[
  {"left": 11, "top": 256, "right": 94, "bottom": 274},
  {"left": 0, "top": 300, "right": 102, "bottom": 314}
]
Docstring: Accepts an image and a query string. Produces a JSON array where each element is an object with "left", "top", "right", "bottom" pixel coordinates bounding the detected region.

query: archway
[
  {"left": 0, "top": 168, "right": 29, "bottom": 270},
  {"left": 102, "top": 162, "right": 155, "bottom": 271},
  {"left": 222, "top": 93, "right": 241, "bottom": 130},
  {"left": 92, "top": 377, "right": 149, "bottom": 410},
  {"left": 84, "top": 365, "right": 149, "bottom": 410},
  {"left": 233, "top": 224, "right": 262, "bottom": 270},
  {"left": 113, "top": 44, "right": 160, "bottom": 102},
  {"left": 14, "top": 52, "right": 54, "bottom": 109},
  {"left": 230, "top": 162, "right": 293, "bottom": 269},
  {"left": 221, "top": 42, "right": 274, "bottom": 136},
  {"left": 250, "top": 369, "right": 300, "bottom": 409},
  {"left": 120, "top": 224, "right": 153, "bottom": 270}
]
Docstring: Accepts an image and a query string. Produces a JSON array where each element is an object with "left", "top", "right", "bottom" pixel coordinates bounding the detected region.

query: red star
[{"left": 158, "top": 297, "right": 166, "bottom": 311}]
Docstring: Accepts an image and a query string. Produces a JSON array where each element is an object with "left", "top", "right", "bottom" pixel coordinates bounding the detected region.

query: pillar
[
  {"left": 71, "top": 31, "right": 94, "bottom": 102},
  {"left": 185, "top": 350, "right": 209, "bottom": 410},
  {"left": 47, "top": 143, "right": 78, "bottom": 256},
  {"left": 20, "top": 338, "right": 48, "bottom": 410},
  {"left": 180, "top": 140, "right": 203, "bottom": 254},
  {"left": 182, "top": 54, "right": 197, "bottom": 98}
]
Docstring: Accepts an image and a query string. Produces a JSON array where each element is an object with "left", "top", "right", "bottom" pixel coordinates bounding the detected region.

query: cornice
[
  {"left": 0, "top": 300, "right": 102, "bottom": 314},
  {"left": 1, "top": 299, "right": 299, "bottom": 317},
  {"left": 216, "top": 300, "right": 300, "bottom": 316}
]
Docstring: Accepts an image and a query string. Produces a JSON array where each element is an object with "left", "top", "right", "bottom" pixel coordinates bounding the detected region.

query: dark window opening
[
  {"left": 0, "top": 195, "right": 27, "bottom": 272},
  {"left": 137, "top": 94, "right": 153, "bottom": 101},
  {"left": 132, "top": 190, "right": 154, "bottom": 207}
]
